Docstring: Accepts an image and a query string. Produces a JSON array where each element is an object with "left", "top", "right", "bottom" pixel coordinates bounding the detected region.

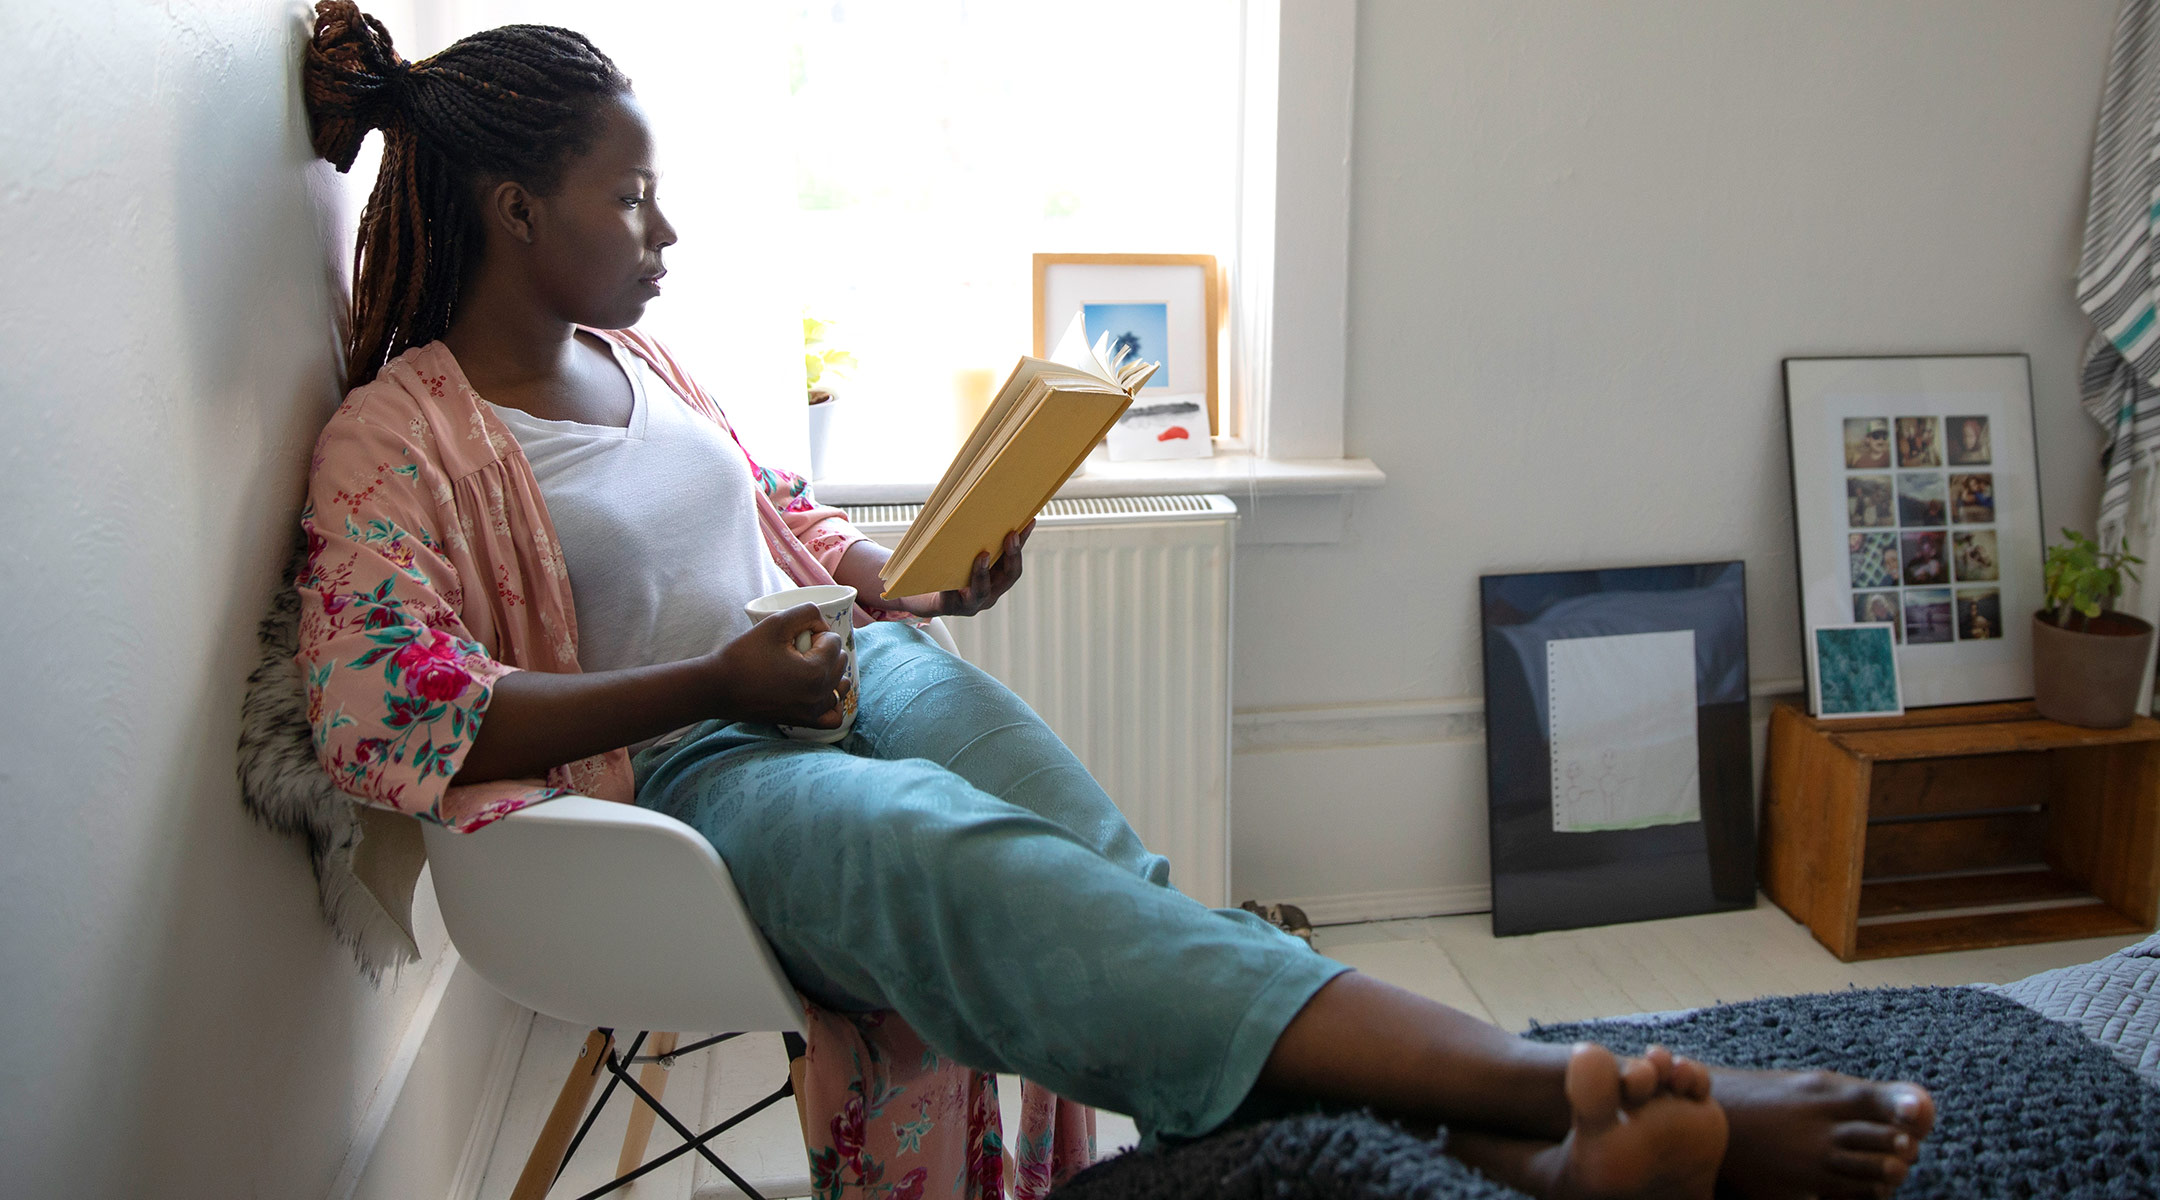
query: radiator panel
[{"left": 849, "top": 495, "right": 1236, "bottom": 906}]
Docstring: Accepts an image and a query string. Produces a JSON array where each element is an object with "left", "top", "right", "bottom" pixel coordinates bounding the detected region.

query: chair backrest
[{"left": 424, "top": 796, "right": 805, "bottom": 1034}]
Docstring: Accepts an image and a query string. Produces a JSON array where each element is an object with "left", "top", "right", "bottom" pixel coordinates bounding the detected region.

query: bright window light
[
  {"left": 355, "top": 0, "right": 1246, "bottom": 478},
  {"left": 782, "top": 1, "right": 1245, "bottom": 474}
]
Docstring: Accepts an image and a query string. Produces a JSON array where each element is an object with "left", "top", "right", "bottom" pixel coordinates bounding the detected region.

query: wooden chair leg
[
  {"left": 615, "top": 1032, "right": 679, "bottom": 1177},
  {"left": 789, "top": 1046, "right": 811, "bottom": 1147},
  {"left": 510, "top": 1029, "right": 614, "bottom": 1200}
]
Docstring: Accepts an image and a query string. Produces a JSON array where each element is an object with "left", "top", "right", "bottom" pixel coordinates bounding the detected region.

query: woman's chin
[{"left": 581, "top": 300, "right": 651, "bottom": 332}]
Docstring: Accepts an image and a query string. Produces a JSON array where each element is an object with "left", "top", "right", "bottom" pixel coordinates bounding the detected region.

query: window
[
  {"left": 342, "top": 2, "right": 1352, "bottom": 479},
  {"left": 783, "top": 2, "right": 1243, "bottom": 474}
]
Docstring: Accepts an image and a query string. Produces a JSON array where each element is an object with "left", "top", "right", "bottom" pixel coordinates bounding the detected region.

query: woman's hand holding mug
[
  {"left": 737, "top": 585, "right": 862, "bottom": 740},
  {"left": 710, "top": 599, "right": 851, "bottom": 731}
]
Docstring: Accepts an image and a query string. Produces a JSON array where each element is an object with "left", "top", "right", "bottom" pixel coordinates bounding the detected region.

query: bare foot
[
  {"left": 1712, "top": 1067, "right": 1934, "bottom": 1199},
  {"left": 1525, "top": 1043, "right": 1728, "bottom": 1200}
]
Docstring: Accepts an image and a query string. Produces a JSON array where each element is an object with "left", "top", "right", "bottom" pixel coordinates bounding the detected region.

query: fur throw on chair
[{"left": 237, "top": 536, "right": 422, "bottom": 979}]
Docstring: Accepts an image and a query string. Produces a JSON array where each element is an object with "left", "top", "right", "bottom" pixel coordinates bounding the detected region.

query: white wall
[
  {"left": 1232, "top": 0, "right": 2118, "bottom": 916},
  {"left": 0, "top": 2, "right": 485, "bottom": 1195}
]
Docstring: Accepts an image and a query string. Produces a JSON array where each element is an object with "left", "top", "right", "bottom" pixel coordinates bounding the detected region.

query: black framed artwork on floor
[{"left": 1478, "top": 561, "right": 1757, "bottom": 937}]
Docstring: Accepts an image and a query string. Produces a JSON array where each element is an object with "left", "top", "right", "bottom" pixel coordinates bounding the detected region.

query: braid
[{"left": 302, "top": 2, "right": 630, "bottom": 386}]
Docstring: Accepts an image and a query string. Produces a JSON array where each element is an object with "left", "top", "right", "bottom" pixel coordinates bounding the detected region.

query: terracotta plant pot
[{"left": 2031, "top": 609, "right": 2155, "bottom": 728}]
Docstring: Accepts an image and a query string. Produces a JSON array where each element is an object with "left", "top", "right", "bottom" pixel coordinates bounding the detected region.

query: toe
[
  {"left": 1669, "top": 1055, "right": 1713, "bottom": 1101},
  {"left": 1830, "top": 1121, "right": 1905, "bottom": 1157},
  {"left": 1621, "top": 1050, "right": 1664, "bottom": 1106},
  {"left": 1888, "top": 1084, "right": 1934, "bottom": 1135},
  {"left": 1826, "top": 1148, "right": 1908, "bottom": 1188},
  {"left": 1848, "top": 1080, "right": 1934, "bottom": 1135},
  {"left": 1565, "top": 1043, "right": 1623, "bottom": 1135}
]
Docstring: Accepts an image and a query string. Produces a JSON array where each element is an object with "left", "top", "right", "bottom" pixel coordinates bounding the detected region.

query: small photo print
[
  {"left": 1107, "top": 396, "right": 1211, "bottom": 461},
  {"left": 1952, "top": 529, "right": 1999, "bottom": 583},
  {"left": 1812, "top": 624, "right": 1902, "bottom": 718},
  {"left": 1899, "top": 530, "right": 1947, "bottom": 586},
  {"left": 1853, "top": 589, "right": 1902, "bottom": 637},
  {"left": 1950, "top": 472, "right": 1994, "bottom": 524},
  {"left": 1957, "top": 587, "right": 2002, "bottom": 641},
  {"left": 1946, "top": 415, "right": 1991, "bottom": 466},
  {"left": 1895, "top": 472, "right": 1947, "bottom": 528},
  {"left": 1904, "top": 587, "right": 1953, "bottom": 645},
  {"left": 1081, "top": 302, "right": 1170, "bottom": 390},
  {"left": 1846, "top": 474, "right": 1894, "bottom": 528},
  {"left": 1896, "top": 416, "right": 1942, "bottom": 468},
  {"left": 1849, "top": 532, "right": 1901, "bottom": 589},
  {"left": 1843, "top": 418, "right": 1892, "bottom": 469}
]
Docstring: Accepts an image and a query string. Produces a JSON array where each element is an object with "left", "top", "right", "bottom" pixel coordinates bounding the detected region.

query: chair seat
[{"left": 423, "top": 796, "right": 804, "bottom": 1035}]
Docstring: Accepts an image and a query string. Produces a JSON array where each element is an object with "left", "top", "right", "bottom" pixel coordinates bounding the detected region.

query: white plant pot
[{"left": 806, "top": 394, "right": 838, "bottom": 481}]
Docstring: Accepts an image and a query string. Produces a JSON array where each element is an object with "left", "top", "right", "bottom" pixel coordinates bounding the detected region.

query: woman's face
[{"left": 522, "top": 95, "right": 677, "bottom": 330}]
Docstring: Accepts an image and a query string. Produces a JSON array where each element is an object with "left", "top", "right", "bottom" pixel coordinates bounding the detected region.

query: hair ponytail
[{"left": 302, "top": 1, "right": 630, "bottom": 387}]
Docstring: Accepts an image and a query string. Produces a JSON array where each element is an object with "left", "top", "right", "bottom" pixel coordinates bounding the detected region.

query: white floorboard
[{"left": 474, "top": 899, "right": 2153, "bottom": 1198}]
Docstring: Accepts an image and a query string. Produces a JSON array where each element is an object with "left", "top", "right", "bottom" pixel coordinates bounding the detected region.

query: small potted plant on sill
[
  {"left": 804, "top": 314, "right": 856, "bottom": 481},
  {"left": 2033, "top": 528, "right": 2151, "bottom": 728}
]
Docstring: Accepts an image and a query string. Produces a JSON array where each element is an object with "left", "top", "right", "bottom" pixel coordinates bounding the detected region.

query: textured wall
[
  {"left": 1232, "top": 0, "right": 2117, "bottom": 910},
  {"left": 0, "top": 2, "right": 451, "bottom": 1194}
]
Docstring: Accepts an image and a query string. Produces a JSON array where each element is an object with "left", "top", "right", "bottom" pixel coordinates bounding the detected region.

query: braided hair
[{"left": 303, "top": 1, "right": 631, "bottom": 386}]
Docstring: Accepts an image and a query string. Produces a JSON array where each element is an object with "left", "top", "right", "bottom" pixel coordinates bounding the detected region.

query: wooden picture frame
[{"left": 1033, "top": 253, "right": 1221, "bottom": 435}]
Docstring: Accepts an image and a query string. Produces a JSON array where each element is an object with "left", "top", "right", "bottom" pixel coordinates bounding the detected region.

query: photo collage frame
[
  {"left": 1839, "top": 411, "right": 2004, "bottom": 649},
  {"left": 1785, "top": 355, "right": 2044, "bottom": 710}
]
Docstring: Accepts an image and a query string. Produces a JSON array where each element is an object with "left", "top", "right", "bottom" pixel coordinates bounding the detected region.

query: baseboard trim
[
  {"left": 1283, "top": 884, "right": 1493, "bottom": 927},
  {"left": 329, "top": 948, "right": 463, "bottom": 1200},
  {"left": 448, "top": 1004, "right": 534, "bottom": 1200}
]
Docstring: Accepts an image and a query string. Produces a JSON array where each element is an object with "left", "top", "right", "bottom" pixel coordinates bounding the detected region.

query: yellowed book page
[
  {"left": 882, "top": 369, "right": 1122, "bottom": 590},
  {"left": 886, "top": 354, "right": 1105, "bottom": 568},
  {"left": 882, "top": 387, "right": 1129, "bottom": 598},
  {"left": 895, "top": 373, "right": 1054, "bottom": 563},
  {"left": 907, "top": 357, "right": 1036, "bottom": 535}
]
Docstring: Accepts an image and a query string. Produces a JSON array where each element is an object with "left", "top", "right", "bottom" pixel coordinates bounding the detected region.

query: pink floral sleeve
[{"left": 295, "top": 397, "right": 523, "bottom": 824}]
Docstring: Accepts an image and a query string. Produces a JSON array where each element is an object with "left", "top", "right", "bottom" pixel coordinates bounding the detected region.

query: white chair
[{"left": 423, "top": 618, "right": 959, "bottom": 1200}]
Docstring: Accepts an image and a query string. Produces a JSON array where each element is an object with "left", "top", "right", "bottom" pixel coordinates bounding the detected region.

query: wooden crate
[{"left": 1760, "top": 700, "right": 2160, "bottom": 961}]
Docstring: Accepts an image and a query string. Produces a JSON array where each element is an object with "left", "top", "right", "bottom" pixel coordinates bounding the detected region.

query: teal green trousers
[{"left": 634, "top": 620, "right": 1348, "bottom": 1139}]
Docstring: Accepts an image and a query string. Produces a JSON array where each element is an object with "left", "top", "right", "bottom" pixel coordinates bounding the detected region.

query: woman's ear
[{"left": 486, "top": 180, "right": 538, "bottom": 245}]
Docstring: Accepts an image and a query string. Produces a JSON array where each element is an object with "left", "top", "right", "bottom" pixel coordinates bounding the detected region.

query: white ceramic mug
[{"left": 743, "top": 584, "right": 859, "bottom": 742}]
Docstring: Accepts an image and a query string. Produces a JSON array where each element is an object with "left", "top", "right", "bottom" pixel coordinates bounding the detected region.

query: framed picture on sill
[
  {"left": 1783, "top": 354, "right": 2043, "bottom": 711},
  {"left": 1033, "top": 253, "right": 1220, "bottom": 460}
]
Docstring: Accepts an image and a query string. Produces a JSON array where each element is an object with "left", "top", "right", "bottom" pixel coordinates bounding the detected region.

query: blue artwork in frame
[{"left": 1478, "top": 561, "right": 1756, "bottom": 936}]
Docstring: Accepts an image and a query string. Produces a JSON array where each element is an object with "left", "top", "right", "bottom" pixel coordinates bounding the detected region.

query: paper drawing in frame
[
  {"left": 1034, "top": 253, "right": 1219, "bottom": 460},
  {"left": 1478, "top": 561, "right": 1755, "bottom": 937},
  {"left": 1809, "top": 623, "right": 1903, "bottom": 719},
  {"left": 1783, "top": 355, "right": 2043, "bottom": 710}
]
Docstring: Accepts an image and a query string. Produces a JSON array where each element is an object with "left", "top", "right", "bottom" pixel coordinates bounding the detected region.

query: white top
[{"left": 488, "top": 340, "right": 796, "bottom": 686}]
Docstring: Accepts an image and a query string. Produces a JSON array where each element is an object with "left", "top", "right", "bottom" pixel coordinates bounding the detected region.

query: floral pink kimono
[{"left": 296, "top": 329, "right": 1094, "bottom": 1197}]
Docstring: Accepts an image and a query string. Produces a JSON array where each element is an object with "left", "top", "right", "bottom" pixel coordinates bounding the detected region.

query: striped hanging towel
[{"left": 2079, "top": 0, "right": 2160, "bottom": 546}]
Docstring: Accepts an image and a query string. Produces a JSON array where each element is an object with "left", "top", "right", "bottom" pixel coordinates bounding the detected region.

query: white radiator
[{"left": 846, "top": 494, "right": 1237, "bottom": 907}]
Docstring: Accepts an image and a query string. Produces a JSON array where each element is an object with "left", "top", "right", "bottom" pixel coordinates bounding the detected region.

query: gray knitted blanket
[{"left": 1049, "top": 987, "right": 2160, "bottom": 1200}]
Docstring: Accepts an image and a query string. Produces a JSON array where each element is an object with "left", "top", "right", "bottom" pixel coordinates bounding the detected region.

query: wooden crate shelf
[{"left": 1761, "top": 700, "right": 2160, "bottom": 961}]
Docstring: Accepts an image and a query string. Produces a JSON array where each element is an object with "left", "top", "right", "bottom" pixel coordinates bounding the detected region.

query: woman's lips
[{"left": 640, "top": 268, "right": 666, "bottom": 291}]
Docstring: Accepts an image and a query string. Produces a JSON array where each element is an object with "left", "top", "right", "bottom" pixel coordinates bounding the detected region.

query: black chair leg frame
[{"left": 552, "top": 1029, "right": 798, "bottom": 1200}]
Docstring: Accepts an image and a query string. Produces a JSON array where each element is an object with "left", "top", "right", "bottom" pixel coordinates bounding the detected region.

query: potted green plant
[
  {"left": 804, "top": 314, "right": 855, "bottom": 481},
  {"left": 2033, "top": 529, "right": 2151, "bottom": 727}
]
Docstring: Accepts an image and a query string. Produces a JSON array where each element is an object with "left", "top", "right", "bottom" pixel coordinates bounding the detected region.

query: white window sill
[{"left": 812, "top": 450, "right": 1386, "bottom": 507}]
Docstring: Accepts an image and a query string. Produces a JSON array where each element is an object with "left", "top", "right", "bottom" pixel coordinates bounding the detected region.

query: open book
[{"left": 879, "top": 315, "right": 1158, "bottom": 599}]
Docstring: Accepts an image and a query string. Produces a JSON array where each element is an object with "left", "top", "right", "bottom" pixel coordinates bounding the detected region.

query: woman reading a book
[{"left": 297, "top": 7, "right": 1932, "bottom": 1197}]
